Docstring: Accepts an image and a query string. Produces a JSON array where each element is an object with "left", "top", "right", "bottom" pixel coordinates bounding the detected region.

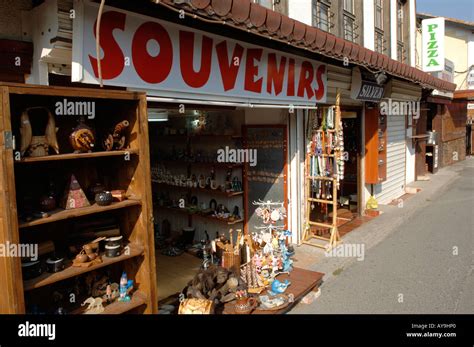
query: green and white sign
[{"left": 422, "top": 17, "right": 445, "bottom": 72}]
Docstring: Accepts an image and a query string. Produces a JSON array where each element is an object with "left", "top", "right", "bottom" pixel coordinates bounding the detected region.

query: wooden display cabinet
[
  {"left": 365, "top": 106, "right": 387, "bottom": 184},
  {"left": 0, "top": 83, "right": 157, "bottom": 314}
]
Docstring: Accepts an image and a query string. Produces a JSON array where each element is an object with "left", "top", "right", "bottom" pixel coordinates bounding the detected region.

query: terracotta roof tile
[
  {"left": 323, "top": 34, "right": 336, "bottom": 52},
  {"left": 349, "top": 43, "right": 359, "bottom": 61},
  {"left": 370, "top": 52, "right": 378, "bottom": 66},
  {"left": 249, "top": 3, "right": 266, "bottom": 27},
  {"left": 280, "top": 16, "right": 294, "bottom": 38},
  {"left": 162, "top": 0, "right": 457, "bottom": 92},
  {"left": 313, "top": 30, "right": 327, "bottom": 50},
  {"left": 231, "top": 0, "right": 250, "bottom": 23},
  {"left": 333, "top": 37, "right": 344, "bottom": 56},
  {"left": 342, "top": 41, "right": 353, "bottom": 59},
  {"left": 212, "top": 0, "right": 232, "bottom": 17},
  {"left": 293, "top": 21, "right": 306, "bottom": 41},
  {"left": 304, "top": 26, "right": 317, "bottom": 45},
  {"left": 265, "top": 9, "right": 281, "bottom": 33},
  {"left": 191, "top": 0, "right": 211, "bottom": 10}
]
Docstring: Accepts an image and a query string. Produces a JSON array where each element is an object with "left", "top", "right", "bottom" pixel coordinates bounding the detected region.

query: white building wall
[
  {"left": 363, "top": 0, "right": 375, "bottom": 50},
  {"left": 390, "top": 0, "right": 397, "bottom": 60},
  {"left": 408, "top": 0, "right": 416, "bottom": 66},
  {"left": 288, "top": 0, "right": 312, "bottom": 26},
  {"left": 468, "top": 32, "right": 474, "bottom": 90}
]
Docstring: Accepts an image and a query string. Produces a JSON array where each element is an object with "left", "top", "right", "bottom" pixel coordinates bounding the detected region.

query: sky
[{"left": 417, "top": 0, "right": 474, "bottom": 22}]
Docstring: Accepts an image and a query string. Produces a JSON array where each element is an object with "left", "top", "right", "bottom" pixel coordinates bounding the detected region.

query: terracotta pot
[{"left": 234, "top": 297, "right": 257, "bottom": 314}]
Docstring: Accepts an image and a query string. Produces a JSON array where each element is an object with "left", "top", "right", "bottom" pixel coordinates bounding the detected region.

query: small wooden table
[{"left": 222, "top": 267, "right": 324, "bottom": 314}]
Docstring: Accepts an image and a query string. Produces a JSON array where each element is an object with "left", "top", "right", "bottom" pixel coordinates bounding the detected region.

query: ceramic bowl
[{"left": 95, "top": 191, "right": 113, "bottom": 206}]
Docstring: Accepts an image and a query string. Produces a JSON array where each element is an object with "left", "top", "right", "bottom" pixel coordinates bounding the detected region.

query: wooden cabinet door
[{"left": 0, "top": 86, "right": 25, "bottom": 313}]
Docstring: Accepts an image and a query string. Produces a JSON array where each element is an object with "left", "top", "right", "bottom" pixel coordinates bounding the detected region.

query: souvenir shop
[
  {"left": 0, "top": 0, "right": 455, "bottom": 315},
  {"left": 0, "top": 0, "right": 329, "bottom": 315}
]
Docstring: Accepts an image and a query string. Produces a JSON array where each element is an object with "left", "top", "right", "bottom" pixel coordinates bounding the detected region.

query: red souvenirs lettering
[
  {"left": 89, "top": 11, "right": 126, "bottom": 80},
  {"left": 132, "top": 22, "right": 173, "bottom": 83},
  {"left": 216, "top": 41, "right": 244, "bottom": 91},
  {"left": 179, "top": 31, "right": 213, "bottom": 88},
  {"left": 88, "top": 11, "right": 326, "bottom": 101},
  {"left": 244, "top": 48, "right": 264, "bottom": 93},
  {"left": 267, "top": 54, "right": 286, "bottom": 96}
]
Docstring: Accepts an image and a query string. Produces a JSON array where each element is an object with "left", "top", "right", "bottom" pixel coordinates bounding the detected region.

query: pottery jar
[
  {"left": 234, "top": 297, "right": 257, "bottom": 314},
  {"left": 39, "top": 194, "right": 57, "bottom": 212},
  {"left": 105, "top": 245, "right": 121, "bottom": 258},
  {"left": 95, "top": 191, "right": 113, "bottom": 206}
]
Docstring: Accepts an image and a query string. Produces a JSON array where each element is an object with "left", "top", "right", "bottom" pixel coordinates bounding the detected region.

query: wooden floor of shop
[
  {"left": 156, "top": 252, "right": 202, "bottom": 301},
  {"left": 311, "top": 208, "right": 377, "bottom": 238}
]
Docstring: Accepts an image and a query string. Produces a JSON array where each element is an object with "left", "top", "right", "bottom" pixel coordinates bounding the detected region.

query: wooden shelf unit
[
  {"left": 156, "top": 206, "right": 243, "bottom": 225},
  {"left": 71, "top": 290, "right": 147, "bottom": 314},
  {"left": 15, "top": 149, "right": 139, "bottom": 164},
  {"left": 23, "top": 243, "right": 144, "bottom": 291},
  {"left": 152, "top": 181, "right": 243, "bottom": 197},
  {"left": 19, "top": 199, "right": 142, "bottom": 228},
  {"left": 0, "top": 83, "right": 157, "bottom": 314}
]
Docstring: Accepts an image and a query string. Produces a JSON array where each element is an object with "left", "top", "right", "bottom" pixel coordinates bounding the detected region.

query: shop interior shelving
[
  {"left": 0, "top": 83, "right": 157, "bottom": 314},
  {"left": 150, "top": 115, "right": 245, "bottom": 239}
]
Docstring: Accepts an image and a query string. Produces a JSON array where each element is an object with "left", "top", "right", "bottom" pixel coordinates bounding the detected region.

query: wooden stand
[
  {"left": 302, "top": 93, "right": 342, "bottom": 251},
  {"left": 0, "top": 83, "right": 157, "bottom": 314}
]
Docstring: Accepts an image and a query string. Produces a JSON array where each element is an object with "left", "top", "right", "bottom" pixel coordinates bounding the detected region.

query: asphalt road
[{"left": 291, "top": 159, "right": 474, "bottom": 314}]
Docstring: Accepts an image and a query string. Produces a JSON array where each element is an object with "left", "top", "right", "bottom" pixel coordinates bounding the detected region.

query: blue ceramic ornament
[{"left": 270, "top": 279, "right": 291, "bottom": 295}]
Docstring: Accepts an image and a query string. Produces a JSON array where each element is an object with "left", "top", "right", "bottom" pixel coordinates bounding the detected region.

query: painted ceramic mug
[{"left": 234, "top": 297, "right": 257, "bottom": 314}]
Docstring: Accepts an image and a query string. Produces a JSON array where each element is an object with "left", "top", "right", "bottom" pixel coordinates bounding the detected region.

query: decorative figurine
[
  {"left": 81, "top": 297, "right": 104, "bottom": 314},
  {"left": 118, "top": 272, "right": 134, "bottom": 302},
  {"left": 20, "top": 107, "right": 59, "bottom": 157},
  {"left": 270, "top": 279, "right": 291, "bottom": 295},
  {"left": 103, "top": 120, "right": 130, "bottom": 151},
  {"left": 69, "top": 116, "right": 95, "bottom": 153},
  {"left": 60, "top": 174, "right": 90, "bottom": 210}
]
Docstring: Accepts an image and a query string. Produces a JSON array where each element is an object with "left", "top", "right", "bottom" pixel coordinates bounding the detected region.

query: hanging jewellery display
[{"left": 303, "top": 90, "right": 344, "bottom": 251}]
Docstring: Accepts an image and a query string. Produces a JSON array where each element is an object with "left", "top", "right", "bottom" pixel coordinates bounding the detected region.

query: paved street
[{"left": 291, "top": 158, "right": 474, "bottom": 314}]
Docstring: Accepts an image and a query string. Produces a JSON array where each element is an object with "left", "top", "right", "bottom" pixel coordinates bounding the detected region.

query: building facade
[{"left": 415, "top": 14, "right": 473, "bottom": 168}]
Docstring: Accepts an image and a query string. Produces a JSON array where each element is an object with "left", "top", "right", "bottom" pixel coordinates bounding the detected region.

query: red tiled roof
[{"left": 154, "top": 0, "right": 456, "bottom": 93}]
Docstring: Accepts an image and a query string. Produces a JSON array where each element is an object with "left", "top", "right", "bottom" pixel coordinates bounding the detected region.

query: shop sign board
[
  {"left": 422, "top": 17, "right": 445, "bottom": 72},
  {"left": 350, "top": 67, "right": 386, "bottom": 102},
  {"left": 355, "top": 81, "right": 385, "bottom": 102},
  {"left": 72, "top": 3, "right": 327, "bottom": 104}
]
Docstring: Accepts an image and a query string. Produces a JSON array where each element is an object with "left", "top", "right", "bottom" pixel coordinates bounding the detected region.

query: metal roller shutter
[{"left": 374, "top": 115, "right": 406, "bottom": 204}]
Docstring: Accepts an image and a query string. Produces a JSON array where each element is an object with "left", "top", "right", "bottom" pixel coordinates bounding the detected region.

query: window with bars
[
  {"left": 397, "top": 0, "right": 403, "bottom": 40},
  {"left": 374, "top": 0, "right": 383, "bottom": 30},
  {"left": 396, "top": 0, "right": 405, "bottom": 61},
  {"left": 312, "top": 0, "right": 333, "bottom": 32},
  {"left": 375, "top": 29, "right": 386, "bottom": 53},
  {"left": 343, "top": 15, "right": 358, "bottom": 42},
  {"left": 343, "top": 0, "right": 354, "bottom": 14},
  {"left": 397, "top": 42, "right": 407, "bottom": 62},
  {"left": 342, "top": 0, "right": 357, "bottom": 42}
]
